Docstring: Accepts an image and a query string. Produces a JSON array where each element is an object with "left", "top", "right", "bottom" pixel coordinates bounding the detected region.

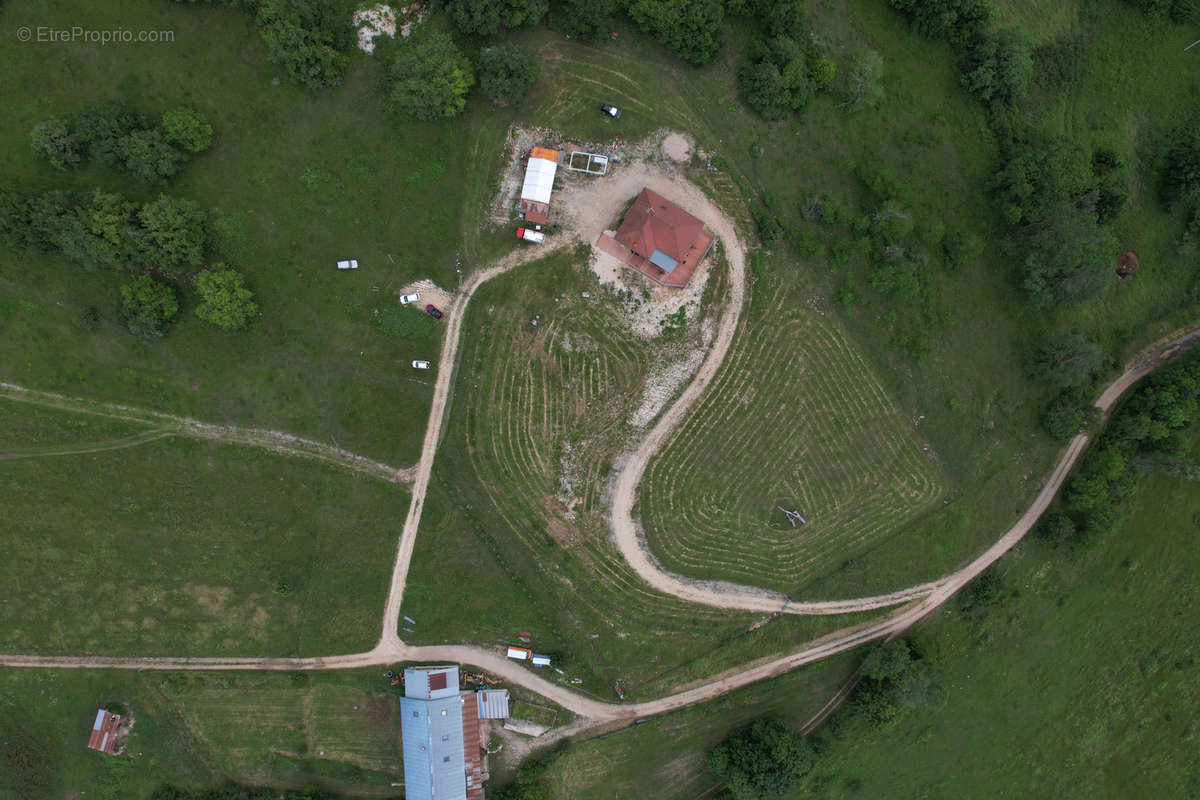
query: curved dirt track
[{"left": 0, "top": 381, "right": 414, "bottom": 484}]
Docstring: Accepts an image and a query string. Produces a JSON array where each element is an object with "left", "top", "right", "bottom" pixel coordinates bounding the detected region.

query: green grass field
[
  {"left": 0, "top": 398, "right": 409, "bottom": 657},
  {"left": 0, "top": 667, "right": 413, "bottom": 799},
  {"left": 642, "top": 277, "right": 946, "bottom": 595},
  {"left": 0, "top": 0, "right": 497, "bottom": 465},
  {"left": 525, "top": 429, "right": 1200, "bottom": 799}
]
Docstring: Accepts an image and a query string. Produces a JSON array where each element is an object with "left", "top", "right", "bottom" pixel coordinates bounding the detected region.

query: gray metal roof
[
  {"left": 400, "top": 694, "right": 467, "bottom": 800},
  {"left": 405, "top": 666, "right": 460, "bottom": 700},
  {"left": 476, "top": 689, "right": 510, "bottom": 719},
  {"left": 649, "top": 248, "right": 678, "bottom": 273}
]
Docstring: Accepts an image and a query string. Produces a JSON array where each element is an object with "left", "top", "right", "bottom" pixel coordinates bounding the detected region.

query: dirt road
[{"left": 0, "top": 382, "right": 414, "bottom": 484}]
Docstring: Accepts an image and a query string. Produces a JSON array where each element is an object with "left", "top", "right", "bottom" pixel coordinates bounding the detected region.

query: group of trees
[
  {"left": 0, "top": 188, "right": 257, "bottom": 338},
  {"left": 846, "top": 638, "right": 946, "bottom": 729},
  {"left": 1123, "top": 0, "right": 1197, "bottom": 21},
  {"left": 31, "top": 102, "right": 213, "bottom": 181},
  {"left": 706, "top": 716, "right": 819, "bottom": 800},
  {"left": 387, "top": 31, "right": 541, "bottom": 120},
  {"left": 171, "top": 0, "right": 353, "bottom": 89},
  {"left": 733, "top": 0, "right": 838, "bottom": 121},
  {"left": 990, "top": 134, "right": 1128, "bottom": 308},
  {"left": 1055, "top": 354, "right": 1200, "bottom": 540}
]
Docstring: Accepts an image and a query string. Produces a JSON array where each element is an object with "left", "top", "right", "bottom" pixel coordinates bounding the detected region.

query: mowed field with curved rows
[
  {"left": 642, "top": 283, "right": 946, "bottom": 595},
  {"left": 410, "top": 253, "right": 875, "bottom": 697}
]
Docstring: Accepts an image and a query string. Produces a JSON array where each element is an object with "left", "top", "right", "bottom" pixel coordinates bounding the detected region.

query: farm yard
[{"left": 642, "top": 281, "right": 946, "bottom": 595}]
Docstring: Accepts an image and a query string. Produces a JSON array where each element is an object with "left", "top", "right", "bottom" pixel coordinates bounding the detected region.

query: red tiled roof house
[{"left": 597, "top": 188, "right": 715, "bottom": 288}]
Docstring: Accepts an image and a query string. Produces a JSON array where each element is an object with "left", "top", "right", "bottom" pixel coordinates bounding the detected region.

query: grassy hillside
[
  {"left": 523, "top": 425, "right": 1200, "bottom": 798},
  {"left": 0, "top": 0, "right": 487, "bottom": 464},
  {"left": 0, "top": 399, "right": 409, "bottom": 657}
]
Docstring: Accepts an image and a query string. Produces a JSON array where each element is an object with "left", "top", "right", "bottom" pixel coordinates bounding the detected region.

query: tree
[
  {"left": 478, "top": 44, "right": 541, "bottom": 105},
  {"left": 31, "top": 119, "right": 85, "bottom": 170},
  {"left": 118, "top": 128, "right": 184, "bottom": 182},
  {"left": 388, "top": 33, "right": 474, "bottom": 121},
  {"left": 1161, "top": 136, "right": 1200, "bottom": 210},
  {"left": 737, "top": 37, "right": 814, "bottom": 120},
  {"left": 548, "top": 0, "right": 617, "bottom": 41},
  {"left": 889, "top": 0, "right": 996, "bottom": 46},
  {"left": 706, "top": 716, "right": 818, "bottom": 799},
  {"left": 447, "top": 0, "right": 548, "bottom": 35},
  {"left": 161, "top": 108, "right": 214, "bottom": 153},
  {"left": 1028, "top": 330, "right": 1103, "bottom": 388},
  {"left": 627, "top": 0, "right": 724, "bottom": 66},
  {"left": 839, "top": 50, "right": 885, "bottom": 111},
  {"left": 1042, "top": 394, "right": 1086, "bottom": 441},
  {"left": 256, "top": 0, "right": 352, "bottom": 89},
  {"left": 194, "top": 264, "right": 258, "bottom": 330},
  {"left": 961, "top": 29, "right": 1033, "bottom": 105},
  {"left": 71, "top": 101, "right": 144, "bottom": 166},
  {"left": 1020, "top": 203, "right": 1116, "bottom": 307},
  {"left": 136, "top": 195, "right": 207, "bottom": 276},
  {"left": 120, "top": 274, "right": 179, "bottom": 339},
  {"left": 991, "top": 136, "right": 1092, "bottom": 225}
]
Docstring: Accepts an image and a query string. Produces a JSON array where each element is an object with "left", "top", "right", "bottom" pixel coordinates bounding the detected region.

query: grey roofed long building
[{"left": 400, "top": 666, "right": 469, "bottom": 800}]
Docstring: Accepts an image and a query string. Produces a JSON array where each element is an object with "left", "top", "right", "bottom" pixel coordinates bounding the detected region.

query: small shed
[
  {"left": 519, "top": 147, "right": 559, "bottom": 225},
  {"left": 477, "top": 689, "right": 510, "bottom": 719},
  {"left": 531, "top": 654, "right": 552, "bottom": 668},
  {"left": 87, "top": 709, "right": 121, "bottom": 755}
]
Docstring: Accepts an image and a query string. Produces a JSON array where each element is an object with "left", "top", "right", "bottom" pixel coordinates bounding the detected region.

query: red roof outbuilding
[
  {"left": 87, "top": 709, "right": 121, "bottom": 755},
  {"left": 597, "top": 188, "right": 714, "bottom": 288}
]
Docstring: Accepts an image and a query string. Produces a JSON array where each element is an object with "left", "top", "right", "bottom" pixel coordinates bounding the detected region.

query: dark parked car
[
  {"left": 601, "top": 103, "right": 621, "bottom": 119},
  {"left": 425, "top": 304, "right": 443, "bottom": 320}
]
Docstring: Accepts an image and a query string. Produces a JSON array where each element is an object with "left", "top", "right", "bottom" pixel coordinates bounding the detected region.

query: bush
[
  {"left": 751, "top": 200, "right": 781, "bottom": 246},
  {"left": 120, "top": 275, "right": 179, "bottom": 339},
  {"left": 388, "top": 32, "right": 474, "bottom": 121},
  {"left": 478, "top": 44, "right": 541, "bottom": 105},
  {"left": 161, "top": 108, "right": 214, "bottom": 153},
  {"left": 627, "top": 0, "right": 724, "bottom": 66},
  {"left": 31, "top": 119, "right": 85, "bottom": 170},
  {"left": 194, "top": 264, "right": 258, "bottom": 331}
]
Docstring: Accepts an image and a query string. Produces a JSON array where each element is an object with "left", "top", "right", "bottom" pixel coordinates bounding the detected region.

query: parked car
[
  {"left": 400, "top": 292, "right": 420, "bottom": 304},
  {"left": 425, "top": 304, "right": 443, "bottom": 320},
  {"left": 412, "top": 360, "right": 431, "bottom": 370},
  {"left": 601, "top": 104, "right": 621, "bottom": 119}
]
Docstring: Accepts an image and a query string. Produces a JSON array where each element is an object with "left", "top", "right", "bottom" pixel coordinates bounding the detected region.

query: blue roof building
[{"left": 401, "top": 666, "right": 471, "bottom": 800}]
